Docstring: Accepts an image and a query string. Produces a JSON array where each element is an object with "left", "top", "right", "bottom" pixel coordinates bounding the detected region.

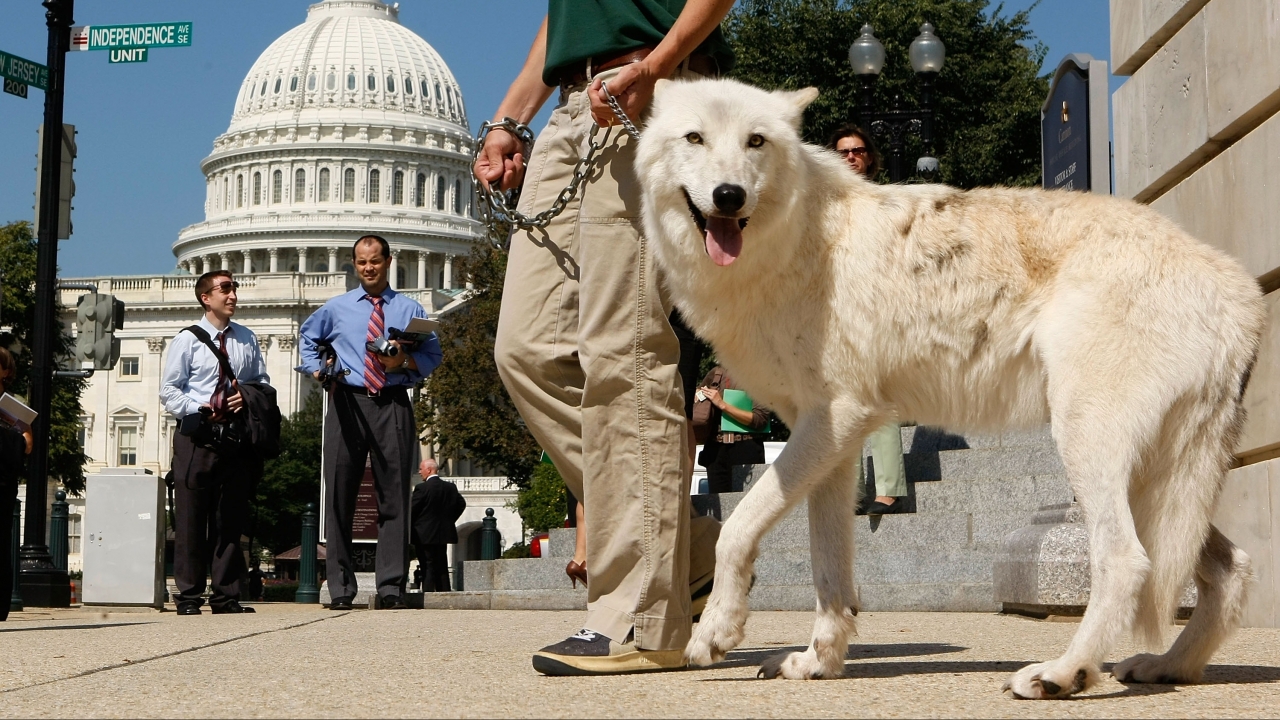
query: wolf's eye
[
  {"left": 748, "top": 134, "right": 765, "bottom": 148},
  {"left": 685, "top": 132, "right": 703, "bottom": 145}
]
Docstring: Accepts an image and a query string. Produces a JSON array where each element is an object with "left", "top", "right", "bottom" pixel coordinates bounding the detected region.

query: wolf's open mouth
[{"left": 682, "top": 188, "right": 748, "bottom": 267}]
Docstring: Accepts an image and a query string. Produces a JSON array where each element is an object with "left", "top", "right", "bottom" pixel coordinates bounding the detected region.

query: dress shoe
[
  {"left": 329, "top": 596, "right": 354, "bottom": 611},
  {"left": 565, "top": 560, "right": 588, "bottom": 589},
  {"left": 176, "top": 603, "right": 202, "bottom": 616},
  {"left": 379, "top": 594, "right": 407, "bottom": 610},
  {"left": 866, "top": 498, "right": 907, "bottom": 515},
  {"left": 211, "top": 600, "right": 256, "bottom": 614}
]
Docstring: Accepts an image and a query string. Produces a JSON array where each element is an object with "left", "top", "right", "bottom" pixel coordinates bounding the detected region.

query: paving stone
[{"left": 858, "top": 582, "right": 998, "bottom": 613}]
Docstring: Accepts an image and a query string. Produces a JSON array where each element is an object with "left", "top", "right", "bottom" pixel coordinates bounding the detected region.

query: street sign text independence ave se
[
  {"left": 0, "top": 49, "right": 49, "bottom": 91},
  {"left": 85, "top": 23, "right": 192, "bottom": 51}
]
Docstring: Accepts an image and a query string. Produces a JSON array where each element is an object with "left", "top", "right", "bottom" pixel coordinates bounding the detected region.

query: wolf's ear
[
  {"left": 782, "top": 86, "right": 820, "bottom": 111},
  {"left": 654, "top": 78, "right": 674, "bottom": 99}
]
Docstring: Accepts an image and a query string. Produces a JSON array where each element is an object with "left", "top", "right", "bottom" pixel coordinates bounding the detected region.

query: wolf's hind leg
[
  {"left": 1005, "top": 406, "right": 1152, "bottom": 698},
  {"left": 1115, "top": 526, "right": 1253, "bottom": 684},
  {"left": 759, "top": 462, "right": 859, "bottom": 680}
]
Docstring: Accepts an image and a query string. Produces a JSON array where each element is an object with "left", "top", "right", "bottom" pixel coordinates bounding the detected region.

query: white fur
[{"left": 635, "top": 78, "right": 1266, "bottom": 697}]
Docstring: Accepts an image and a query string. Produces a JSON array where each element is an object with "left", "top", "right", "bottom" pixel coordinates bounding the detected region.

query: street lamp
[{"left": 849, "top": 23, "right": 946, "bottom": 182}]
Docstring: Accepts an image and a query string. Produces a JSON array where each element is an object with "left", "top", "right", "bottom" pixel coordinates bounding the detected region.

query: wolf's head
[{"left": 636, "top": 78, "right": 819, "bottom": 268}]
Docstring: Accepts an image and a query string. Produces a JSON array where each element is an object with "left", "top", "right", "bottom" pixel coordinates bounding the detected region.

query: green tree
[
  {"left": 414, "top": 244, "right": 541, "bottom": 487},
  {"left": 0, "top": 220, "right": 88, "bottom": 493},
  {"left": 252, "top": 390, "right": 322, "bottom": 554},
  {"left": 511, "top": 461, "right": 568, "bottom": 534},
  {"left": 725, "top": 0, "right": 1049, "bottom": 188}
]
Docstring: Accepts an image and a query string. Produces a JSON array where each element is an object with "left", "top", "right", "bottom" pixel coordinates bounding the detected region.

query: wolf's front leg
[
  {"left": 759, "top": 461, "right": 860, "bottom": 679},
  {"left": 687, "top": 407, "right": 872, "bottom": 668}
]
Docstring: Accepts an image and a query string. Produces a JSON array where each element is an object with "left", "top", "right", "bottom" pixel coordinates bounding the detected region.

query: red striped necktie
[{"left": 364, "top": 295, "right": 386, "bottom": 393}]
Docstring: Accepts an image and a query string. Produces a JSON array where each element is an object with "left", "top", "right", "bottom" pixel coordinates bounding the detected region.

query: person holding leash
[
  {"left": 475, "top": 0, "right": 735, "bottom": 675},
  {"left": 160, "top": 270, "right": 268, "bottom": 615},
  {"left": 298, "top": 234, "right": 442, "bottom": 611}
]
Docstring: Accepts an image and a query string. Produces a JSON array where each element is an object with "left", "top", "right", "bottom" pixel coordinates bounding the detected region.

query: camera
[
  {"left": 179, "top": 406, "right": 244, "bottom": 452},
  {"left": 314, "top": 339, "right": 349, "bottom": 387},
  {"left": 365, "top": 335, "right": 400, "bottom": 357}
]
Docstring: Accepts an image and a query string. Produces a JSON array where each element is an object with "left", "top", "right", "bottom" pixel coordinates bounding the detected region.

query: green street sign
[
  {"left": 85, "top": 23, "right": 192, "bottom": 51},
  {"left": 0, "top": 49, "right": 49, "bottom": 91},
  {"left": 109, "top": 47, "right": 148, "bottom": 64},
  {"left": 3, "top": 78, "right": 28, "bottom": 99}
]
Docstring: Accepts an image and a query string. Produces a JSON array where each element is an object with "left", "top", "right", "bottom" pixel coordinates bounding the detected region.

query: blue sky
[{"left": 0, "top": 0, "right": 1111, "bottom": 278}]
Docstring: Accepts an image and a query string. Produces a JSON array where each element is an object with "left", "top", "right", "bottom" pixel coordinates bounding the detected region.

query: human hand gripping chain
[{"left": 471, "top": 82, "right": 640, "bottom": 246}]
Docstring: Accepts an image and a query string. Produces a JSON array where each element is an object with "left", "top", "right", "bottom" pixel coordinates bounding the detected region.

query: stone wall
[{"left": 1112, "top": 0, "right": 1280, "bottom": 626}]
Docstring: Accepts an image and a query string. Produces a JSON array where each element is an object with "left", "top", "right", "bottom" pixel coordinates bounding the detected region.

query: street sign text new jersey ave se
[
  {"left": 74, "top": 23, "right": 192, "bottom": 52},
  {"left": 0, "top": 49, "right": 49, "bottom": 91}
]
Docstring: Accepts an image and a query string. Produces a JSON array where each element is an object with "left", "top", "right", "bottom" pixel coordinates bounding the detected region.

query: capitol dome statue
[
  {"left": 175, "top": 0, "right": 482, "bottom": 290},
  {"left": 61, "top": 0, "right": 496, "bottom": 495}
]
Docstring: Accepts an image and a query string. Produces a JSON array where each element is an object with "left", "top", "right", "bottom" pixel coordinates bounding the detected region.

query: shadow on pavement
[
  {"left": 711, "top": 642, "right": 970, "bottom": 672},
  {"left": 0, "top": 622, "right": 155, "bottom": 633}
]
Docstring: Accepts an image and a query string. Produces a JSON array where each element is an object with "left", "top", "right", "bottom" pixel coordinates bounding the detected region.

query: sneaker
[{"left": 532, "top": 629, "right": 686, "bottom": 676}]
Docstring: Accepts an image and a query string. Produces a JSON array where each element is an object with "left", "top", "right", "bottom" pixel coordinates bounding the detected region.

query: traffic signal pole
[{"left": 22, "top": 0, "right": 75, "bottom": 607}]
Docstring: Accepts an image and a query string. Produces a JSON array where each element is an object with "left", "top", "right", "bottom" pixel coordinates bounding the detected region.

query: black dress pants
[
  {"left": 415, "top": 543, "right": 451, "bottom": 592},
  {"left": 0, "top": 480, "right": 16, "bottom": 621},
  {"left": 324, "top": 385, "right": 414, "bottom": 601},
  {"left": 171, "top": 432, "right": 258, "bottom": 609}
]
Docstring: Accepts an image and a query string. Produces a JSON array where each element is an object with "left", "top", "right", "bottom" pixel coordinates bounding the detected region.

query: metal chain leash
[{"left": 472, "top": 81, "right": 640, "bottom": 247}]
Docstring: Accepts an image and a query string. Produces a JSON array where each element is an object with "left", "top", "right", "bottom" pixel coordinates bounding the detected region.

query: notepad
[
  {"left": 720, "top": 389, "right": 770, "bottom": 433},
  {"left": 0, "top": 392, "right": 37, "bottom": 428}
]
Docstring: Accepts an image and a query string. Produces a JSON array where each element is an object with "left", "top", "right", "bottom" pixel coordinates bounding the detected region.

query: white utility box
[{"left": 82, "top": 467, "right": 166, "bottom": 607}]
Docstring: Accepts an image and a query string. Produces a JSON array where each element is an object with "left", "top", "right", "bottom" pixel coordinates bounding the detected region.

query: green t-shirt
[{"left": 543, "top": 0, "right": 735, "bottom": 86}]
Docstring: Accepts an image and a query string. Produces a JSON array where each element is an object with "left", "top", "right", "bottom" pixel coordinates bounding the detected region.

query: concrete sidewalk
[{"left": 1, "top": 606, "right": 1277, "bottom": 718}]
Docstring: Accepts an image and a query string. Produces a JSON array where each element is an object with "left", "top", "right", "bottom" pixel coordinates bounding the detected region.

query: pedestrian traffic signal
[
  {"left": 34, "top": 123, "right": 76, "bottom": 240},
  {"left": 74, "top": 292, "right": 125, "bottom": 370},
  {"left": 74, "top": 292, "right": 101, "bottom": 368}
]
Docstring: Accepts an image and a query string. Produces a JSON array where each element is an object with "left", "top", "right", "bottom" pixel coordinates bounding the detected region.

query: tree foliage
[
  {"left": 253, "top": 390, "right": 323, "bottom": 554},
  {"left": 0, "top": 220, "right": 88, "bottom": 493},
  {"left": 511, "top": 461, "right": 568, "bottom": 534},
  {"left": 725, "top": 0, "right": 1049, "bottom": 188},
  {"left": 414, "top": 245, "right": 541, "bottom": 487}
]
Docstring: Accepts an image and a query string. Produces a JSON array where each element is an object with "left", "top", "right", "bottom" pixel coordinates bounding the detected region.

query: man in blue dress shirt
[
  {"left": 161, "top": 269, "right": 269, "bottom": 615},
  {"left": 299, "top": 234, "right": 442, "bottom": 610}
]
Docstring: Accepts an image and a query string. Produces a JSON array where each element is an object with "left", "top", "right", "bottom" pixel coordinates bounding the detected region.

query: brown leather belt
[{"left": 557, "top": 47, "right": 720, "bottom": 88}]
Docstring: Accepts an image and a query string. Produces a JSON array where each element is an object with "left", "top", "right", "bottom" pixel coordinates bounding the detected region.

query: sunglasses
[
  {"left": 838, "top": 147, "right": 869, "bottom": 157},
  {"left": 212, "top": 281, "right": 240, "bottom": 293}
]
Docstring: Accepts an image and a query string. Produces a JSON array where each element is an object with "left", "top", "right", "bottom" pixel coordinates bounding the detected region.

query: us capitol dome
[
  {"left": 175, "top": 0, "right": 482, "bottom": 285},
  {"left": 61, "top": 0, "right": 501, "bottom": 494}
]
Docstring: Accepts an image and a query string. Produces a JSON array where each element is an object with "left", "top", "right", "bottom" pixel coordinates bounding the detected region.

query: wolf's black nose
[{"left": 713, "top": 184, "right": 746, "bottom": 214}]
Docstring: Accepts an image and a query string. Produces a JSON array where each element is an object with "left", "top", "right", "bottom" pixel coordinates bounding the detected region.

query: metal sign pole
[{"left": 21, "top": 0, "right": 74, "bottom": 607}]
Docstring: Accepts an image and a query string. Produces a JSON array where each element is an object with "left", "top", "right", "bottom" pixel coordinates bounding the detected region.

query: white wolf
[{"left": 633, "top": 78, "right": 1265, "bottom": 698}]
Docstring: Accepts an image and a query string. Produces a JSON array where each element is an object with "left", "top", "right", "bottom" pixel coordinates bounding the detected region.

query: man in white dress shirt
[{"left": 160, "top": 270, "right": 269, "bottom": 615}]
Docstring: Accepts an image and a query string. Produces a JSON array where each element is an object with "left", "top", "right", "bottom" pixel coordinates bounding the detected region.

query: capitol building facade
[{"left": 55, "top": 0, "right": 520, "bottom": 560}]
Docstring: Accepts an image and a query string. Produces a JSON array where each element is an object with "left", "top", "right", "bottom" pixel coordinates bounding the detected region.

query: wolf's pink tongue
[{"left": 705, "top": 216, "right": 743, "bottom": 267}]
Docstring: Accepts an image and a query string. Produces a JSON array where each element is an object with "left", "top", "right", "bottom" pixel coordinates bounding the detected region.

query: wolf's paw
[
  {"left": 685, "top": 602, "right": 745, "bottom": 667},
  {"left": 1002, "top": 660, "right": 1098, "bottom": 699},
  {"left": 757, "top": 649, "right": 843, "bottom": 680},
  {"left": 1113, "top": 653, "right": 1202, "bottom": 685}
]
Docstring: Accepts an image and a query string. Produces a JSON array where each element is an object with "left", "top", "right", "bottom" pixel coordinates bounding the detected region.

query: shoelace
[{"left": 570, "top": 629, "right": 599, "bottom": 642}]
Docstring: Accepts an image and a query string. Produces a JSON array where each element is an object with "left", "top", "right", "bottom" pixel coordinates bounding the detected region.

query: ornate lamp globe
[
  {"left": 909, "top": 22, "right": 946, "bottom": 75},
  {"left": 848, "top": 24, "right": 886, "bottom": 78}
]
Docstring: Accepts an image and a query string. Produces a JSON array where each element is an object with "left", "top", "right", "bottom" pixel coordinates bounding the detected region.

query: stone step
[
  {"left": 911, "top": 474, "right": 1071, "bottom": 514},
  {"left": 461, "top": 556, "right": 585, "bottom": 592},
  {"left": 546, "top": 527, "right": 576, "bottom": 559}
]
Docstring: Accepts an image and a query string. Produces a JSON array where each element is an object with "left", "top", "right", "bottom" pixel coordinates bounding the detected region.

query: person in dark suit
[
  {"left": 0, "top": 347, "right": 32, "bottom": 622},
  {"left": 410, "top": 458, "right": 466, "bottom": 592}
]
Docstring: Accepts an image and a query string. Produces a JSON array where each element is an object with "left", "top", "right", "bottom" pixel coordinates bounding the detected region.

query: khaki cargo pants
[{"left": 494, "top": 67, "right": 718, "bottom": 651}]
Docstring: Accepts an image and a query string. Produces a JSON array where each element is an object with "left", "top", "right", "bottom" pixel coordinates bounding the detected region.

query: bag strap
[{"left": 184, "top": 324, "right": 238, "bottom": 382}]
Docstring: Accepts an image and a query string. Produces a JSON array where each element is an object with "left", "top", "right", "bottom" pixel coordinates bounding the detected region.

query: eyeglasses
[
  {"left": 213, "top": 281, "right": 240, "bottom": 293},
  {"left": 837, "top": 147, "right": 869, "bottom": 158}
]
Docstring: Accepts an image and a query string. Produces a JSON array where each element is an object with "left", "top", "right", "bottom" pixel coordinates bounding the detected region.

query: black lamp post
[{"left": 849, "top": 23, "right": 946, "bottom": 183}]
